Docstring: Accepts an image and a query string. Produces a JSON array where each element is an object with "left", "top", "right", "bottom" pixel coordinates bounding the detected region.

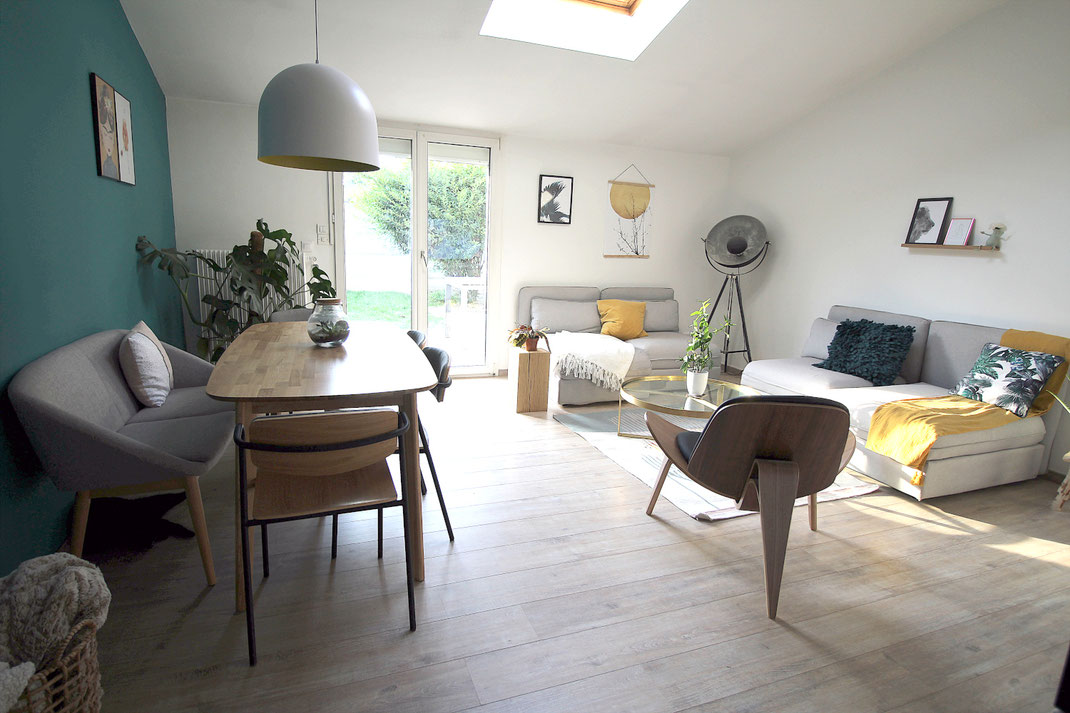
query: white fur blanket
[{"left": 549, "top": 332, "right": 635, "bottom": 391}]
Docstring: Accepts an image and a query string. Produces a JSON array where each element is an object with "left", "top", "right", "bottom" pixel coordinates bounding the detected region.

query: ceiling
[{"left": 120, "top": 0, "right": 1005, "bottom": 155}]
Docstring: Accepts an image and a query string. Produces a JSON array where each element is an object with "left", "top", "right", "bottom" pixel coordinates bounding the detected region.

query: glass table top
[{"left": 619, "top": 375, "right": 761, "bottom": 418}]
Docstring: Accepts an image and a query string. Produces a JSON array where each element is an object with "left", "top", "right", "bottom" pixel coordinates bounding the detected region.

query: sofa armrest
[{"left": 164, "top": 343, "right": 214, "bottom": 388}]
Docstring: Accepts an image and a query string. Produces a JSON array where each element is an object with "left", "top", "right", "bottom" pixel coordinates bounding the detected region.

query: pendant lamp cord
[{"left": 314, "top": 0, "right": 320, "bottom": 63}]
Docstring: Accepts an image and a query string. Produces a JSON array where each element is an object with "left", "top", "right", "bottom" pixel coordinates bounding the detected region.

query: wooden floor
[{"left": 95, "top": 376, "right": 1070, "bottom": 712}]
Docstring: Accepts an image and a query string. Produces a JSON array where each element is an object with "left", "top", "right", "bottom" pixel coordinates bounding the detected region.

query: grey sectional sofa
[
  {"left": 517, "top": 286, "right": 715, "bottom": 406},
  {"left": 741, "top": 305, "right": 1064, "bottom": 500}
]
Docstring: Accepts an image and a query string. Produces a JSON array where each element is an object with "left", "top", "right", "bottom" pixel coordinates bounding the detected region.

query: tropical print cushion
[{"left": 952, "top": 343, "right": 1065, "bottom": 417}]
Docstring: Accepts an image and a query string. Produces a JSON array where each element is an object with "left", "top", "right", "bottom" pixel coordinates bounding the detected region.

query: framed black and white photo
[
  {"left": 538, "top": 174, "right": 573, "bottom": 224},
  {"left": 905, "top": 197, "right": 953, "bottom": 244},
  {"left": 943, "top": 217, "right": 975, "bottom": 246}
]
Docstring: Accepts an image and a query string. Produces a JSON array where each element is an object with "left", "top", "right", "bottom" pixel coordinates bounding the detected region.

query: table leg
[
  {"left": 401, "top": 393, "right": 425, "bottom": 582},
  {"left": 235, "top": 402, "right": 254, "bottom": 612}
]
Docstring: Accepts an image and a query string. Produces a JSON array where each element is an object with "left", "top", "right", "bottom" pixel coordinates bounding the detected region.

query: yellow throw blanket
[{"left": 865, "top": 329, "right": 1070, "bottom": 487}]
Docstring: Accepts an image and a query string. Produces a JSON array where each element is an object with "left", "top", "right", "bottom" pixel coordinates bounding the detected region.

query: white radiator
[{"left": 182, "top": 247, "right": 306, "bottom": 353}]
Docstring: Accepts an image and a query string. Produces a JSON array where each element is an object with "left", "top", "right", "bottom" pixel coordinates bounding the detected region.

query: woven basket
[{"left": 11, "top": 619, "right": 102, "bottom": 713}]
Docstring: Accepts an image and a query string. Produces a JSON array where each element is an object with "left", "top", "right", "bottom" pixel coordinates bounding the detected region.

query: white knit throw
[{"left": 549, "top": 332, "right": 635, "bottom": 391}]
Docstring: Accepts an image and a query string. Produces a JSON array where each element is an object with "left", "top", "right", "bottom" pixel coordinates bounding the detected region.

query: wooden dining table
[{"left": 206, "top": 321, "right": 438, "bottom": 611}]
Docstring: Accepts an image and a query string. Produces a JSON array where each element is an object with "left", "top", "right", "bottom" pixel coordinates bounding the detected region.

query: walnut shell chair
[{"left": 646, "top": 395, "right": 856, "bottom": 619}]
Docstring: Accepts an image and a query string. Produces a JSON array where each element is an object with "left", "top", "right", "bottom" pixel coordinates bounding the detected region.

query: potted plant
[
  {"left": 680, "top": 299, "right": 731, "bottom": 397},
  {"left": 137, "top": 219, "right": 335, "bottom": 361},
  {"left": 508, "top": 325, "right": 550, "bottom": 352}
]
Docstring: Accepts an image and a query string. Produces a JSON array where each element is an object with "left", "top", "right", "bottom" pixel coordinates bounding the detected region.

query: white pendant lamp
[{"left": 257, "top": 0, "right": 379, "bottom": 172}]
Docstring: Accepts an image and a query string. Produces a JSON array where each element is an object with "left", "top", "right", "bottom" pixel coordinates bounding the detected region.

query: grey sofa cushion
[
  {"left": 600, "top": 287, "right": 674, "bottom": 301},
  {"left": 828, "top": 306, "right": 930, "bottom": 383},
  {"left": 126, "top": 386, "right": 234, "bottom": 424},
  {"left": 529, "top": 298, "right": 601, "bottom": 333},
  {"left": 920, "top": 320, "right": 1007, "bottom": 390},
  {"left": 517, "top": 286, "right": 599, "bottom": 326},
  {"left": 118, "top": 411, "right": 235, "bottom": 464},
  {"left": 801, "top": 318, "right": 839, "bottom": 360},
  {"left": 627, "top": 332, "right": 692, "bottom": 370},
  {"left": 643, "top": 300, "right": 679, "bottom": 332}
]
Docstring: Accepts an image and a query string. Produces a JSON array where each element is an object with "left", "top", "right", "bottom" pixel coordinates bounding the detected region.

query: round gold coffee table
[{"left": 617, "top": 374, "right": 761, "bottom": 438}]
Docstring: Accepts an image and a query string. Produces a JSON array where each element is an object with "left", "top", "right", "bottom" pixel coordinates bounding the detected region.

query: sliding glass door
[{"left": 337, "top": 131, "right": 497, "bottom": 373}]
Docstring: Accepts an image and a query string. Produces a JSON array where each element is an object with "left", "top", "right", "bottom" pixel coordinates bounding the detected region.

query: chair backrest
[
  {"left": 407, "top": 330, "right": 427, "bottom": 348},
  {"left": 422, "top": 347, "right": 452, "bottom": 402},
  {"left": 244, "top": 409, "right": 404, "bottom": 476},
  {"left": 269, "top": 308, "right": 314, "bottom": 323},
  {"left": 688, "top": 395, "right": 850, "bottom": 501}
]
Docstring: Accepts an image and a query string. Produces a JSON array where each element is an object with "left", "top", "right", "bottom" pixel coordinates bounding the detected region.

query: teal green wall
[{"left": 0, "top": 0, "right": 181, "bottom": 574}]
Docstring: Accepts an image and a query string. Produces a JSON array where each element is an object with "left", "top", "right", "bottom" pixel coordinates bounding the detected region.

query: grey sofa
[
  {"left": 8, "top": 330, "right": 233, "bottom": 584},
  {"left": 741, "top": 305, "right": 1064, "bottom": 500},
  {"left": 517, "top": 286, "right": 717, "bottom": 406}
]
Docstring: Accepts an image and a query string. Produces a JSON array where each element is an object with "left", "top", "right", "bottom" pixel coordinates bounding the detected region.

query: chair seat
[
  {"left": 675, "top": 430, "right": 702, "bottom": 462},
  {"left": 250, "top": 460, "right": 398, "bottom": 521}
]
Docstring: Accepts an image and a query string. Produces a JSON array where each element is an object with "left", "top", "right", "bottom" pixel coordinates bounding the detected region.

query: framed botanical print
[{"left": 114, "top": 90, "right": 135, "bottom": 184}]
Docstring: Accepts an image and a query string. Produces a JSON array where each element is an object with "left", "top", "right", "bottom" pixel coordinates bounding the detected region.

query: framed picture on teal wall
[
  {"left": 91, "top": 73, "right": 133, "bottom": 183},
  {"left": 114, "top": 90, "right": 135, "bottom": 185}
]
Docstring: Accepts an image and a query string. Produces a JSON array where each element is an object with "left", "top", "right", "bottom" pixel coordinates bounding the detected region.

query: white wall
[
  {"left": 721, "top": 0, "right": 1070, "bottom": 471},
  {"left": 166, "top": 98, "right": 335, "bottom": 267},
  {"left": 493, "top": 136, "right": 730, "bottom": 368}
]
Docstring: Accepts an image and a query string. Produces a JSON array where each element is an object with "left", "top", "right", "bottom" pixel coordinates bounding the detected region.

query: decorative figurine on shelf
[{"left": 980, "top": 222, "right": 1008, "bottom": 249}]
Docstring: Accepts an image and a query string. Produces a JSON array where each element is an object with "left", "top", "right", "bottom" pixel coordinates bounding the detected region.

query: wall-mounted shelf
[{"left": 900, "top": 243, "right": 999, "bottom": 251}]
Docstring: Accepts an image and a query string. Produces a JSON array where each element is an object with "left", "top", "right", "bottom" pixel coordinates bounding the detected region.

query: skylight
[{"left": 479, "top": 0, "right": 690, "bottom": 62}]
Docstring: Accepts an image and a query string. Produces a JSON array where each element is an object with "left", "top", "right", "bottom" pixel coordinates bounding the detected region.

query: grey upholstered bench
[{"left": 9, "top": 330, "right": 233, "bottom": 584}]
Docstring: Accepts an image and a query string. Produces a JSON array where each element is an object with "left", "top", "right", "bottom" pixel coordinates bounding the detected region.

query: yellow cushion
[{"left": 597, "top": 299, "right": 647, "bottom": 340}]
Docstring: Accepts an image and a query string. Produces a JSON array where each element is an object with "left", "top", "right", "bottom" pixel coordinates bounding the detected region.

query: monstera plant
[{"left": 137, "top": 219, "right": 336, "bottom": 361}]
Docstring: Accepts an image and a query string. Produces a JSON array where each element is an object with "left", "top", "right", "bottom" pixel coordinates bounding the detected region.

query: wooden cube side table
[{"left": 510, "top": 348, "right": 550, "bottom": 413}]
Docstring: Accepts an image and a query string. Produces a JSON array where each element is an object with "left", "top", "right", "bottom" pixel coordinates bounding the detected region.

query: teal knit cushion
[{"left": 816, "top": 319, "right": 916, "bottom": 386}]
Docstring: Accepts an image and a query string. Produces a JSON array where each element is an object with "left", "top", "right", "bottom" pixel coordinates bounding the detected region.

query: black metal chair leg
[
  {"left": 241, "top": 524, "right": 257, "bottom": 666},
  {"left": 331, "top": 514, "right": 339, "bottom": 560},
  {"left": 420, "top": 473, "right": 428, "bottom": 496},
  {"left": 261, "top": 525, "right": 270, "bottom": 578},
  {"left": 419, "top": 421, "right": 454, "bottom": 542},
  {"left": 377, "top": 507, "right": 384, "bottom": 559}
]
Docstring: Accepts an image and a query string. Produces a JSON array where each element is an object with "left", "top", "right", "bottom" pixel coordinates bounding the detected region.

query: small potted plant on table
[
  {"left": 681, "top": 299, "right": 729, "bottom": 397},
  {"left": 508, "top": 325, "right": 550, "bottom": 352}
]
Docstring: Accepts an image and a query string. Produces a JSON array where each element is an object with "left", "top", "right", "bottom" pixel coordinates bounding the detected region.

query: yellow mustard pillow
[{"left": 597, "top": 299, "right": 648, "bottom": 340}]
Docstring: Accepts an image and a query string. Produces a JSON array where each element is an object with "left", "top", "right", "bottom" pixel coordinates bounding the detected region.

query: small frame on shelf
[{"left": 943, "top": 218, "right": 975, "bottom": 246}]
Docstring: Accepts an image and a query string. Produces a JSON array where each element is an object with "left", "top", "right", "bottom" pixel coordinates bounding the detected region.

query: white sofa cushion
[
  {"left": 530, "top": 298, "right": 601, "bottom": 333},
  {"left": 119, "top": 331, "right": 172, "bottom": 407},
  {"left": 741, "top": 357, "right": 878, "bottom": 394},
  {"left": 627, "top": 332, "right": 691, "bottom": 371},
  {"left": 828, "top": 384, "right": 1047, "bottom": 460}
]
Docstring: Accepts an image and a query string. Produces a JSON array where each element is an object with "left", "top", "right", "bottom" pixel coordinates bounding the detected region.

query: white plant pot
[{"left": 686, "top": 370, "right": 709, "bottom": 397}]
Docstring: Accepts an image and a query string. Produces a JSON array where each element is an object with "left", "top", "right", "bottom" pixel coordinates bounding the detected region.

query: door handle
[{"left": 419, "top": 250, "right": 428, "bottom": 266}]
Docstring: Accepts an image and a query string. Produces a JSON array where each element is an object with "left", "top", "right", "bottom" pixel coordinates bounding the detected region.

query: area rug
[{"left": 555, "top": 407, "right": 880, "bottom": 521}]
